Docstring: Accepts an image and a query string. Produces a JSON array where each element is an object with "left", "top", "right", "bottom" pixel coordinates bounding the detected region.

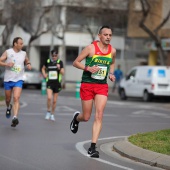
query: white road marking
[
  {"left": 131, "top": 110, "right": 170, "bottom": 118},
  {"left": 76, "top": 136, "right": 134, "bottom": 170},
  {"left": 0, "top": 153, "right": 42, "bottom": 170},
  {"left": 41, "top": 106, "right": 76, "bottom": 111},
  {"left": 20, "top": 101, "right": 27, "bottom": 108},
  {"left": 132, "top": 110, "right": 146, "bottom": 114}
]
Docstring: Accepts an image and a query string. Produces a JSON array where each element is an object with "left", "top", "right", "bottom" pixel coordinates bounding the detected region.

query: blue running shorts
[{"left": 4, "top": 80, "right": 24, "bottom": 90}]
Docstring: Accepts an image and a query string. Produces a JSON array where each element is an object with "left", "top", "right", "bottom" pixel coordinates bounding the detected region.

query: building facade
[{"left": 1, "top": 0, "right": 169, "bottom": 87}]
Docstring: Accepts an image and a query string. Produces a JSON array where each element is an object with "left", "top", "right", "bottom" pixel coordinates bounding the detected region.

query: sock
[
  {"left": 90, "top": 143, "right": 96, "bottom": 149},
  {"left": 13, "top": 116, "right": 17, "bottom": 119}
]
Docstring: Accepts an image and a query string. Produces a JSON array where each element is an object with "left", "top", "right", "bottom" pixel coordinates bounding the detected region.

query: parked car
[
  {"left": 23, "top": 68, "right": 43, "bottom": 89},
  {"left": 0, "top": 68, "right": 43, "bottom": 89},
  {"left": 119, "top": 66, "right": 170, "bottom": 101}
]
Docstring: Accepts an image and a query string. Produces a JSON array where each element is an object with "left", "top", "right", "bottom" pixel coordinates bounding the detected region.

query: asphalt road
[{"left": 0, "top": 88, "right": 169, "bottom": 170}]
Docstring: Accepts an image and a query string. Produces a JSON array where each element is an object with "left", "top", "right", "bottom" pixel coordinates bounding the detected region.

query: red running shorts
[{"left": 80, "top": 83, "right": 108, "bottom": 100}]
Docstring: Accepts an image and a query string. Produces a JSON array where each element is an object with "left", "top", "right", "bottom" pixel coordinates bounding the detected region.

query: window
[
  {"left": 40, "top": 46, "right": 50, "bottom": 69},
  {"left": 66, "top": 47, "right": 79, "bottom": 64},
  {"left": 126, "top": 69, "right": 136, "bottom": 80}
]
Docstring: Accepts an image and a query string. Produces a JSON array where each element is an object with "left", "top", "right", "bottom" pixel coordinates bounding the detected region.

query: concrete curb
[{"left": 112, "top": 137, "right": 170, "bottom": 170}]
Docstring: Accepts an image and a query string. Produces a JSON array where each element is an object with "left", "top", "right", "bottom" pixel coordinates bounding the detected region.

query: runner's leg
[
  {"left": 12, "top": 87, "right": 22, "bottom": 117},
  {"left": 5, "top": 89, "right": 12, "bottom": 108},
  {"left": 92, "top": 94, "right": 107, "bottom": 143},
  {"left": 76, "top": 99, "right": 93, "bottom": 122},
  {"left": 47, "top": 88, "right": 53, "bottom": 112},
  {"left": 51, "top": 93, "right": 58, "bottom": 115}
]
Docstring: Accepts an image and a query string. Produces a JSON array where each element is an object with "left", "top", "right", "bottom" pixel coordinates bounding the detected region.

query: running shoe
[
  {"left": 45, "top": 112, "right": 51, "bottom": 120},
  {"left": 6, "top": 104, "right": 12, "bottom": 119},
  {"left": 70, "top": 111, "right": 80, "bottom": 134},
  {"left": 87, "top": 147, "right": 99, "bottom": 158},
  {"left": 11, "top": 117, "right": 19, "bottom": 127},
  {"left": 50, "top": 115, "right": 55, "bottom": 121}
]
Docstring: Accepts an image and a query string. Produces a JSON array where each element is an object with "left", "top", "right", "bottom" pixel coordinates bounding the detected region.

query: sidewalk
[{"left": 109, "top": 137, "right": 170, "bottom": 170}]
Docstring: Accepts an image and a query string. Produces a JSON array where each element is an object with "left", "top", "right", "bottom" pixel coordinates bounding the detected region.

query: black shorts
[{"left": 46, "top": 82, "right": 62, "bottom": 93}]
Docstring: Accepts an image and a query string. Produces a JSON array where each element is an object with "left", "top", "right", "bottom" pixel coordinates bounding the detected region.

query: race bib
[
  {"left": 11, "top": 65, "right": 22, "bottom": 74},
  {"left": 49, "top": 71, "right": 58, "bottom": 80},
  {"left": 91, "top": 66, "right": 107, "bottom": 80}
]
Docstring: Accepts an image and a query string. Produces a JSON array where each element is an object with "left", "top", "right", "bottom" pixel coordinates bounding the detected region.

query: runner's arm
[
  {"left": 0, "top": 51, "right": 14, "bottom": 67},
  {"left": 42, "top": 65, "right": 47, "bottom": 78},
  {"left": 73, "top": 44, "right": 100, "bottom": 73},
  {"left": 73, "top": 45, "right": 91, "bottom": 70},
  {"left": 25, "top": 55, "right": 32, "bottom": 70},
  {"left": 109, "top": 48, "right": 116, "bottom": 82}
]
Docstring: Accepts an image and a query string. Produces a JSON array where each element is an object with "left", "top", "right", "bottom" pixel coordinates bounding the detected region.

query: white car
[
  {"left": 0, "top": 68, "right": 43, "bottom": 89},
  {"left": 23, "top": 68, "right": 43, "bottom": 89},
  {"left": 119, "top": 66, "right": 170, "bottom": 101}
]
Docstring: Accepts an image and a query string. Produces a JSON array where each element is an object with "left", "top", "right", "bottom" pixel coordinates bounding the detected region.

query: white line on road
[
  {"left": 76, "top": 136, "right": 134, "bottom": 170},
  {"left": 131, "top": 110, "right": 170, "bottom": 118}
]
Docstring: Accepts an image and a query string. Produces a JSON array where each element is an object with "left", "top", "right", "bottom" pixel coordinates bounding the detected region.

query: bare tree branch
[
  {"left": 34, "top": 7, "right": 51, "bottom": 36},
  {"left": 154, "top": 10, "right": 170, "bottom": 34},
  {"left": 138, "top": 0, "right": 167, "bottom": 65}
]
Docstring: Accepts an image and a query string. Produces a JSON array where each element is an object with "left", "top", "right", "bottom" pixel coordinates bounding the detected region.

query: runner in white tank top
[
  {"left": 0, "top": 37, "right": 32, "bottom": 127},
  {"left": 4, "top": 48, "right": 26, "bottom": 82}
]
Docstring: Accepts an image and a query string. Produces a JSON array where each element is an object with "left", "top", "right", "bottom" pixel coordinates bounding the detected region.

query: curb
[{"left": 112, "top": 137, "right": 170, "bottom": 170}]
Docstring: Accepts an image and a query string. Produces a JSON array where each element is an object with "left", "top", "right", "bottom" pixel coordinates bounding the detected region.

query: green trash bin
[
  {"left": 41, "top": 79, "right": 46, "bottom": 95},
  {"left": 75, "top": 81, "right": 80, "bottom": 99}
]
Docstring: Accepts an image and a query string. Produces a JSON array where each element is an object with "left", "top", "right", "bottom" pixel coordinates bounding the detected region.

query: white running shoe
[
  {"left": 50, "top": 115, "right": 55, "bottom": 121},
  {"left": 45, "top": 112, "right": 51, "bottom": 120}
]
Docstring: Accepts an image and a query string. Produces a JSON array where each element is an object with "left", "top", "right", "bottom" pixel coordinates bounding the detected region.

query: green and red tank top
[{"left": 81, "top": 41, "right": 112, "bottom": 84}]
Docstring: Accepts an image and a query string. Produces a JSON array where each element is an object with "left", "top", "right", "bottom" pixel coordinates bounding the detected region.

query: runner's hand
[
  {"left": 27, "top": 63, "right": 32, "bottom": 70},
  {"left": 57, "top": 64, "right": 60, "bottom": 70},
  {"left": 88, "top": 65, "right": 100, "bottom": 74},
  {"left": 109, "top": 74, "right": 115, "bottom": 82},
  {"left": 6, "top": 62, "right": 14, "bottom": 68},
  {"left": 43, "top": 73, "right": 48, "bottom": 78}
]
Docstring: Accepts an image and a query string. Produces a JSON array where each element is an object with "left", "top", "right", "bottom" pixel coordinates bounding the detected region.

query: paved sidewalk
[{"left": 110, "top": 137, "right": 170, "bottom": 170}]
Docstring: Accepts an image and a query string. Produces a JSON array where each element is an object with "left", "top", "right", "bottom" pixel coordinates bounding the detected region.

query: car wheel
[
  {"left": 119, "top": 88, "right": 127, "bottom": 100},
  {"left": 23, "top": 84, "right": 27, "bottom": 89},
  {"left": 143, "top": 90, "right": 151, "bottom": 102},
  {"left": 0, "top": 81, "right": 3, "bottom": 87}
]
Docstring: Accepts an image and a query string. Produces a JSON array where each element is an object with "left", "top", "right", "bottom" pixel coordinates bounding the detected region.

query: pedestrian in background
[
  {"left": 41, "top": 49, "right": 64, "bottom": 121},
  {"left": 0, "top": 37, "right": 32, "bottom": 127},
  {"left": 70, "top": 26, "right": 116, "bottom": 158},
  {"left": 112, "top": 64, "right": 123, "bottom": 93}
]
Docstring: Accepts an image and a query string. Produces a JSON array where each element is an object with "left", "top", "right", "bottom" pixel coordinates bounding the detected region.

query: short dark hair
[
  {"left": 13, "top": 37, "right": 22, "bottom": 46},
  {"left": 98, "top": 26, "right": 112, "bottom": 34},
  {"left": 51, "top": 49, "right": 58, "bottom": 55}
]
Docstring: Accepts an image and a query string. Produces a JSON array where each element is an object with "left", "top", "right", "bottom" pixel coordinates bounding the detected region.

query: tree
[
  {"left": 9, "top": 0, "right": 54, "bottom": 55},
  {"left": 138, "top": 0, "right": 170, "bottom": 65},
  {"left": 0, "top": 0, "right": 14, "bottom": 51},
  {"left": 0, "top": 0, "right": 55, "bottom": 55},
  {"left": 66, "top": 0, "right": 128, "bottom": 41}
]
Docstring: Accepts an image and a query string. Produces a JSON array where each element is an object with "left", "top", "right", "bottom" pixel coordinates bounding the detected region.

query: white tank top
[{"left": 4, "top": 48, "right": 26, "bottom": 82}]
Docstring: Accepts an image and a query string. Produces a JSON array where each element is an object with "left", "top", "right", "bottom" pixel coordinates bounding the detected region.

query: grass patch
[
  {"left": 128, "top": 129, "right": 170, "bottom": 156},
  {"left": 0, "top": 95, "right": 5, "bottom": 101}
]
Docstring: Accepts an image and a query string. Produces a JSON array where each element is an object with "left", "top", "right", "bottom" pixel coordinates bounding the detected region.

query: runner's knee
[{"left": 82, "top": 114, "right": 91, "bottom": 122}]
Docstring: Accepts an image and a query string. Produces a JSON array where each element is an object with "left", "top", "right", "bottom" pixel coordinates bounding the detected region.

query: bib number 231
[{"left": 91, "top": 66, "right": 107, "bottom": 80}]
